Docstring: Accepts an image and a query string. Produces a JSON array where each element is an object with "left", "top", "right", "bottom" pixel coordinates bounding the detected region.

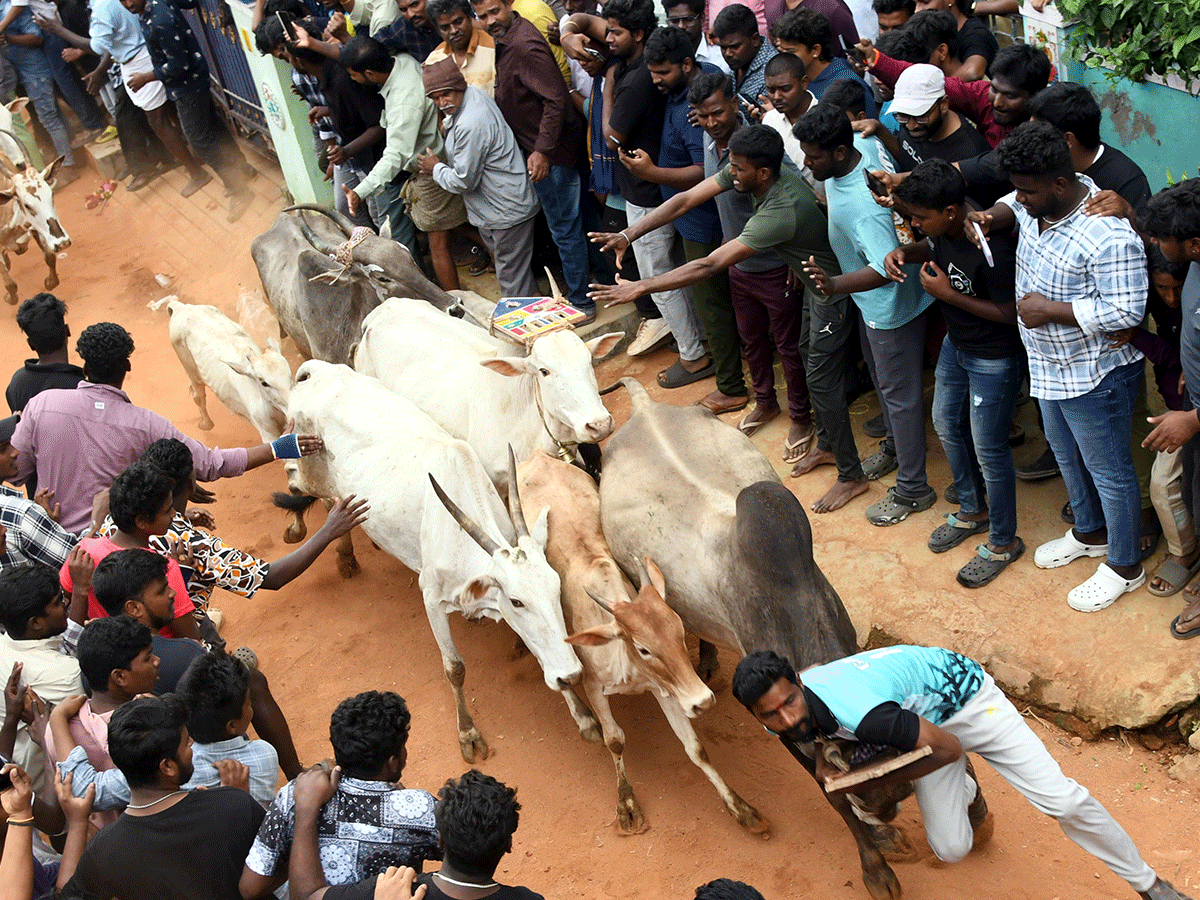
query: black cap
[{"left": 0, "top": 414, "right": 19, "bottom": 444}]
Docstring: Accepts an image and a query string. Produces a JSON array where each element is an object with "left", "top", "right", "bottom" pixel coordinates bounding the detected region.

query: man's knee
[{"left": 928, "top": 831, "right": 972, "bottom": 865}]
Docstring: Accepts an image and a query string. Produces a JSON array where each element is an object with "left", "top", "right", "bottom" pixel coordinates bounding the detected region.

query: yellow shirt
[
  {"left": 512, "top": 0, "right": 570, "bottom": 83},
  {"left": 424, "top": 25, "right": 497, "bottom": 96}
]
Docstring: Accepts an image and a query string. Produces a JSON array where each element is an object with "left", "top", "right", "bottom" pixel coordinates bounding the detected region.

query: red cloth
[{"left": 60, "top": 536, "right": 194, "bottom": 635}]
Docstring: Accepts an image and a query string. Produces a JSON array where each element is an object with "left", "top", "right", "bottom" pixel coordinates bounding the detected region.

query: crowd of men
[{"left": 0, "top": 0, "right": 1199, "bottom": 896}]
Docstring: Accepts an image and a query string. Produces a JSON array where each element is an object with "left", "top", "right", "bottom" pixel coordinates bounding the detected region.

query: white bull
[
  {"left": 285, "top": 360, "right": 582, "bottom": 762},
  {"left": 163, "top": 300, "right": 292, "bottom": 442},
  {"left": 354, "top": 296, "right": 622, "bottom": 489},
  {"left": 517, "top": 452, "right": 767, "bottom": 835},
  {"left": 0, "top": 106, "right": 69, "bottom": 306}
]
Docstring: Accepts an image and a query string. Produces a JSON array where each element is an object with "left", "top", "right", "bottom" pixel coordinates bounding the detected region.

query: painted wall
[{"left": 227, "top": 0, "right": 334, "bottom": 205}]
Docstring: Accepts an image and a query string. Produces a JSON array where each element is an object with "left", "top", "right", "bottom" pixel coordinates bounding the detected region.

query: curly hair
[
  {"left": 792, "top": 102, "right": 854, "bottom": 153},
  {"left": 329, "top": 691, "right": 412, "bottom": 779},
  {"left": 995, "top": 120, "right": 1073, "bottom": 181},
  {"left": 893, "top": 157, "right": 967, "bottom": 210},
  {"left": 989, "top": 42, "right": 1051, "bottom": 98},
  {"left": 0, "top": 563, "right": 62, "bottom": 637},
  {"left": 770, "top": 7, "right": 832, "bottom": 60},
  {"left": 76, "top": 322, "right": 134, "bottom": 384},
  {"left": 109, "top": 464, "right": 175, "bottom": 534},
  {"left": 139, "top": 438, "right": 195, "bottom": 498},
  {"left": 600, "top": 0, "right": 658, "bottom": 38},
  {"left": 435, "top": 770, "right": 521, "bottom": 877},
  {"left": 687, "top": 70, "right": 734, "bottom": 106},
  {"left": 16, "top": 293, "right": 68, "bottom": 354},
  {"left": 1140, "top": 180, "right": 1200, "bottom": 243},
  {"left": 695, "top": 879, "right": 768, "bottom": 900}
]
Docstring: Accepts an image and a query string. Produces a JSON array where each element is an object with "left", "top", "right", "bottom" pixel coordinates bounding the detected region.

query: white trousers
[
  {"left": 914, "top": 674, "right": 1157, "bottom": 892},
  {"left": 624, "top": 202, "right": 704, "bottom": 361}
]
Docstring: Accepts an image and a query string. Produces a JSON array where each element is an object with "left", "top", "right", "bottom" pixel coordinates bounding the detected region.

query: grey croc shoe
[{"left": 866, "top": 486, "right": 937, "bottom": 526}]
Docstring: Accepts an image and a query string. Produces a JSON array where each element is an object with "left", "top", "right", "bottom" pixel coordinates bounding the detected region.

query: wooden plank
[{"left": 823, "top": 745, "right": 933, "bottom": 792}]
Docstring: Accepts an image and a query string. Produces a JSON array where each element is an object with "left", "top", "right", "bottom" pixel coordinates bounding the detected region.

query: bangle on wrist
[
  {"left": 6, "top": 817, "right": 35, "bottom": 826},
  {"left": 618, "top": 230, "right": 631, "bottom": 245}
]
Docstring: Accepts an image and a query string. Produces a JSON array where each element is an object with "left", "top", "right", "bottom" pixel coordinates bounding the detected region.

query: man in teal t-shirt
[
  {"left": 797, "top": 103, "right": 937, "bottom": 529},
  {"left": 732, "top": 646, "right": 1191, "bottom": 900}
]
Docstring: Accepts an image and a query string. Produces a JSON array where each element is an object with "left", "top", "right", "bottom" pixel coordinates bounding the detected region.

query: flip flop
[
  {"left": 957, "top": 539, "right": 1025, "bottom": 589},
  {"left": 1148, "top": 557, "right": 1200, "bottom": 597},
  {"left": 782, "top": 422, "right": 816, "bottom": 463},
  {"left": 738, "top": 404, "right": 780, "bottom": 436},
  {"left": 657, "top": 359, "right": 715, "bottom": 389}
]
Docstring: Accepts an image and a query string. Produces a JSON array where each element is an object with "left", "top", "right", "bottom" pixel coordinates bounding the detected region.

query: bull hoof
[
  {"left": 4, "top": 292, "right": 16, "bottom": 306},
  {"left": 283, "top": 522, "right": 307, "bottom": 544},
  {"left": 728, "top": 795, "right": 770, "bottom": 835},
  {"left": 198, "top": 419, "right": 214, "bottom": 431},
  {"left": 863, "top": 862, "right": 902, "bottom": 900},
  {"left": 336, "top": 553, "right": 361, "bottom": 579},
  {"left": 971, "top": 811, "right": 995, "bottom": 851},
  {"left": 458, "top": 728, "right": 490, "bottom": 763},
  {"left": 43, "top": 274, "right": 58, "bottom": 290},
  {"left": 867, "top": 822, "right": 917, "bottom": 863},
  {"left": 579, "top": 721, "right": 602, "bottom": 743},
  {"left": 616, "top": 798, "right": 648, "bottom": 835}
]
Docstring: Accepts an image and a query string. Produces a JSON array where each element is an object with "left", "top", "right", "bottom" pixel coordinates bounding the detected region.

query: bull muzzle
[
  {"left": 584, "top": 414, "right": 615, "bottom": 441},
  {"left": 45, "top": 218, "right": 69, "bottom": 252}
]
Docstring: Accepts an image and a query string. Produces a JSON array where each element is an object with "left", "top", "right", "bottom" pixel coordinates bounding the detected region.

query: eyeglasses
[
  {"left": 666, "top": 13, "right": 699, "bottom": 25},
  {"left": 893, "top": 106, "right": 940, "bottom": 124}
]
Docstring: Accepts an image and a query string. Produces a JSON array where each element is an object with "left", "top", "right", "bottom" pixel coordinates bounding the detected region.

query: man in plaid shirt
[
  {"left": 0, "top": 415, "right": 77, "bottom": 572},
  {"left": 975, "top": 122, "right": 1148, "bottom": 613}
]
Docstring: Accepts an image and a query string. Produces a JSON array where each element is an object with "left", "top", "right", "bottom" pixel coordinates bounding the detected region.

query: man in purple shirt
[{"left": 11, "top": 323, "right": 322, "bottom": 535}]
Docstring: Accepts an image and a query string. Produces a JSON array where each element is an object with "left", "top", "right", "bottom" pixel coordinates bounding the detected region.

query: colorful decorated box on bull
[{"left": 490, "top": 296, "right": 589, "bottom": 344}]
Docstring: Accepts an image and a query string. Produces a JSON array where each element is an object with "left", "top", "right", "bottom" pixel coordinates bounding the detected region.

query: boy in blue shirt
[{"left": 732, "top": 647, "right": 1192, "bottom": 900}]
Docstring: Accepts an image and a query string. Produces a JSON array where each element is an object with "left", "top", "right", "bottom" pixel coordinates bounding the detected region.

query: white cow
[
  {"left": 284, "top": 360, "right": 582, "bottom": 762},
  {"left": 0, "top": 104, "right": 69, "bottom": 306},
  {"left": 163, "top": 300, "right": 293, "bottom": 441},
  {"left": 354, "top": 297, "right": 622, "bottom": 489},
  {"left": 517, "top": 452, "right": 768, "bottom": 835}
]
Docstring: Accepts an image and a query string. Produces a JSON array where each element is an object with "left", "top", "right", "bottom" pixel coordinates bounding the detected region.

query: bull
[
  {"left": 282, "top": 360, "right": 582, "bottom": 762},
  {"left": 599, "top": 377, "right": 911, "bottom": 899},
  {"left": 0, "top": 120, "right": 68, "bottom": 306}
]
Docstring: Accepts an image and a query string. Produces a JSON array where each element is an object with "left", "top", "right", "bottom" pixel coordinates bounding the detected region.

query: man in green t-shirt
[{"left": 589, "top": 123, "right": 870, "bottom": 514}]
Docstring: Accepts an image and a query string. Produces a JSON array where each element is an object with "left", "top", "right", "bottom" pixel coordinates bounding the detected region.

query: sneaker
[
  {"left": 226, "top": 190, "right": 253, "bottom": 223},
  {"left": 1016, "top": 446, "right": 1060, "bottom": 482},
  {"left": 861, "top": 441, "right": 897, "bottom": 480},
  {"left": 627, "top": 317, "right": 672, "bottom": 356},
  {"left": 1140, "top": 878, "right": 1196, "bottom": 900},
  {"left": 863, "top": 412, "right": 887, "bottom": 438},
  {"left": 180, "top": 169, "right": 213, "bottom": 198}
]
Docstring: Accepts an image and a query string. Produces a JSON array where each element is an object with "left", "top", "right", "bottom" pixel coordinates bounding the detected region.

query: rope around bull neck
[{"left": 530, "top": 370, "right": 577, "bottom": 464}]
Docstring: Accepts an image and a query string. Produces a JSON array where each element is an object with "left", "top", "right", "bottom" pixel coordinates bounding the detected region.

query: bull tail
[
  {"left": 601, "top": 376, "right": 652, "bottom": 413},
  {"left": 272, "top": 491, "right": 319, "bottom": 514}
]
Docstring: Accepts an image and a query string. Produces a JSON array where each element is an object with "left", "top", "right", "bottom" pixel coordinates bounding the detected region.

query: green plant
[
  {"left": 1165, "top": 166, "right": 1200, "bottom": 184},
  {"left": 1058, "top": 0, "right": 1200, "bottom": 90}
]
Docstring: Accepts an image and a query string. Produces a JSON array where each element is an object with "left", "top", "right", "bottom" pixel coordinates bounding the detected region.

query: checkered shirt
[
  {"left": 1003, "top": 174, "right": 1148, "bottom": 401},
  {"left": 292, "top": 70, "right": 337, "bottom": 142},
  {"left": 0, "top": 484, "right": 78, "bottom": 572}
]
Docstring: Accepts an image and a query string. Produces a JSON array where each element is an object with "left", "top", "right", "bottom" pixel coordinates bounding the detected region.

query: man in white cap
[{"left": 885, "top": 62, "right": 990, "bottom": 173}]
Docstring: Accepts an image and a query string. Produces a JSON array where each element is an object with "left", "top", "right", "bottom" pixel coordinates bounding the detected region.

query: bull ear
[
  {"left": 225, "top": 358, "right": 254, "bottom": 379},
  {"left": 480, "top": 357, "right": 536, "bottom": 377},
  {"left": 42, "top": 155, "right": 65, "bottom": 185},
  {"left": 6, "top": 97, "right": 28, "bottom": 116},
  {"left": 644, "top": 556, "right": 666, "bottom": 599},
  {"left": 266, "top": 337, "right": 282, "bottom": 353},
  {"left": 586, "top": 332, "right": 624, "bottom": 360},
  {"left": 458, "top": 574, "right": 500, "bottom": 605},
  {"left": 0, "top": 187, "right": 14, "bottom": 203},
  {"left": 530, "top": 505, "right": 549, "bottom": 550},
  {"left": 566, "top": 622, "right": 622, "bottom": 647}
]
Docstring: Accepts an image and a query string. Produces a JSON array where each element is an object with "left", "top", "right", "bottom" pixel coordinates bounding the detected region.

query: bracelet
[
  {"left": 618, "top": 230, "right": 631, "bottom": 245},
  {"left": 561, "top": 20, "right": 579, "bottom": 33},
  {"left": 6, "top": 817, "right": 35, "bottom": 826}
]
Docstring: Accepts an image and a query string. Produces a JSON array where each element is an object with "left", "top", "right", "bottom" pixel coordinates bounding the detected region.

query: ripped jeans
[{"left": 931, "top": 334, "right": 1022, "bottom": 547}]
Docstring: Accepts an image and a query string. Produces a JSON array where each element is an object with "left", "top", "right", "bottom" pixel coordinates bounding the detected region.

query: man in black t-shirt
[
  {"left": 290, "top": 768, "right": 544, "bottom": 900},
  {"left": 913, "top": 0, "right": 996, "bottom": 81},
  {"left": 888, "top": 160, "right": 1024, "bottom": 588},
  {"left": 7, "top": 293, "right": 84, "bottom": 415},
  {"left": 62, "top": 696, "right": 265, "bottom": 900},
  {"left": 887, "top": 63, "right": 990, "bottom": 172}
]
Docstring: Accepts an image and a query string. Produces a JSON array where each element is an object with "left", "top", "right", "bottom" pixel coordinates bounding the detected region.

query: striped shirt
[
  {"left": 0, "top": 484, "right": 77, "bottom": 571},
  {"left": 1002, "top": 174, "right": 1147, "bottom": 401}
]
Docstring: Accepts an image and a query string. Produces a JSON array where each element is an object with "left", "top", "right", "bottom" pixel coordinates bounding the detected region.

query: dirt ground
[{"left": 4, "top": 164, "right": 1198, "bottom": 900}]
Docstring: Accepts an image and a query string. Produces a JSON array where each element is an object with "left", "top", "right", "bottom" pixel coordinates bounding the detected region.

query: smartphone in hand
[{"left": 864, "top": 169, "right": 888, "bottom": 198}]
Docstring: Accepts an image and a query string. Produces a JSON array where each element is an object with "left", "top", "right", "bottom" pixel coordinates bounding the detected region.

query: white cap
[{"left": 889, "top": 64, "right": 947, "bottom": 118}]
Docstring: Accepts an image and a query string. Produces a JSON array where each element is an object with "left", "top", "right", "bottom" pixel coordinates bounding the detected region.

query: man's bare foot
[
  {"left": 682, "top": 354, "right": 712, "bottom": 373},
  {"left": 782, "top": 420, "right": 816, "bottom": 464},
  {"left": 812, "top": 478, "right": 869, "bottom": 513},
  {"left": 1150, "top": 550, "right": 1200, "bottom": 593},
  {"left": 789, "top": 445, "right": 835, "bottom": 477}
]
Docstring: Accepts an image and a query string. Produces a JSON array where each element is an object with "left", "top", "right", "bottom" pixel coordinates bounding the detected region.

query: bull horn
[
  {"left": 283, "top": 203, "right": 355, "bottom": 238},
  {"left": 633, "top": 555, "right": 651, "bottom": 591},
  {"left": 0, "top": 149, "right": 17, "bottom": 175},
  {"left": 0, "top": 129, "right": 30, "bottom": 168},
  {"left": 506, "top": 446, "right": 530, "bottom": 540},
  {"left": 429, "top": 473, "right": 500, "bottom": 555},
  {"left": 295, "top": 211, "right": 340, "bottom": 256},
  {"left": 584, "top": 586, "right": 616, "bottom": 615}
]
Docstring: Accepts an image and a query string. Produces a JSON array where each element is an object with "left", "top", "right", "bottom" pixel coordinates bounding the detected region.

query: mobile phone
[
  {"left": 971, "top": 220, "right": 995, "bottom": 267},
  {"left": 0, "top": 753, "right": 12, "bottom": 792},
  {"left": 864, "top": 168, "right": 888, "bottom": 197},
  {"left": 840, "top": 32, "right": 866, "bottom": 65},
  {"left": 582, "top": 46, "right": 602, "bottom": 59},
  {"left": 276, "top": 11, "right": 291, "bottom": 41},
  {"left": 738, "top": 92, "right": 762, "bottom": 112}
]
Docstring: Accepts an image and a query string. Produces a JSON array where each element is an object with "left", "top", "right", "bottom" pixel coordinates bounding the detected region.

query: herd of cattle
[{"left": 154, "top": 206, "right": 909, "bottom": 899}]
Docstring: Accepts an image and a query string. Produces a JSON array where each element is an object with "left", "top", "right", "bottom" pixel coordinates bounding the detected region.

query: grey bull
[{"left": 600, "top": 377, "right": 911, "bottom": 899}]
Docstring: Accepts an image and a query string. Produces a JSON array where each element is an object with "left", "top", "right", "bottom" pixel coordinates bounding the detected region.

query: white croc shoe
[
  {"left": 1067, "top": 563, "right": 1146, "bottom": 613},
  {"left": 1033, "top": 528, "right": 1108, "bottom": 569}
]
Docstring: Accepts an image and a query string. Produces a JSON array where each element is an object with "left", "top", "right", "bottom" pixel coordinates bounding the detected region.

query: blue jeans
[
  {"left": 2, "top": 44, "right": 73, "bottom": 166},
  {"left": 43, "top": 33, "right": 104, "bottom": 131},
  {"left": 531, "top": 164, "right": 591, "bottom": 311},
  {"left": 1039, "top": 360, "right": 1143, "bottom": 567},
  {"left": 932, "top": 336, "right": 1022, "bottom": 547}
]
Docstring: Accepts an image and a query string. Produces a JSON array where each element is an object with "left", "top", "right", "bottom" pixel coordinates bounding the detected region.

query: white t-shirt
[{"left": 12, "top": 0, "right": 60, "bottom": 24}]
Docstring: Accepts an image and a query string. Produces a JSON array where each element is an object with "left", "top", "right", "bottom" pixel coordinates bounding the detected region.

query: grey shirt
[
  {"left": 703, "top": 121, "right": 796, "bottom": 274},
  {"left": 432, "top": 86, "right": 540, "bottom": 231},
  {"left": 1182, "top": 263, "right": 1200, "bottom": 409}
]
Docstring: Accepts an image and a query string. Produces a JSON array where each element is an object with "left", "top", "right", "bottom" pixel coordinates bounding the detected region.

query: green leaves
[{"left": 1061, "top": 0, "right": 1200, "bottom": 90}]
